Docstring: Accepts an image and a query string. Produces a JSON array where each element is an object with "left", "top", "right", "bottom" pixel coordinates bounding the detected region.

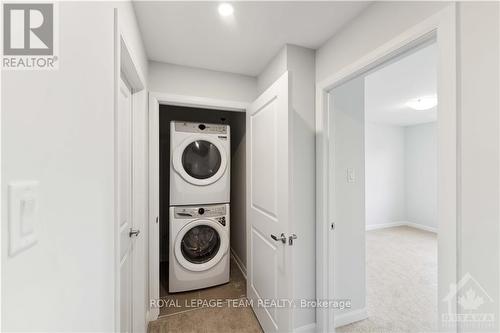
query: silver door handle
[
  {"left": 288, "top": 234, "right": 297, "bottom": 245},
  {"left": 129, "top": 228, "right": 140, "bottom": 237},
  {"left": 271, "top": 233, "right": 287, "bottom": 244}
]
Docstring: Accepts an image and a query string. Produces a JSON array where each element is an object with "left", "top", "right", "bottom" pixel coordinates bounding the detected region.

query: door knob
[
  {"left": 288, "top": 234, "right": 297, "bottom": 245},
  {"left": 271, "top": 233, "right": 287, "bottom": 244},
  {"left": 129, "top": 228, "right": 140, "bottom": 237}
]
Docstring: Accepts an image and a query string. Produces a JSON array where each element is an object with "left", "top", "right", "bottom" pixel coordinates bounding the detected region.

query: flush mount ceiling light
[
  {"left": 218, "top": 3, "right": 234, "bottom": 17},
  {"left": 406, "top": 95, "right": 438, "bottom": 111}
]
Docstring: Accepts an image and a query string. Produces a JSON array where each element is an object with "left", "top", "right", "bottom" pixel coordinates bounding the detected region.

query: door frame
[
  {"left": 114, "top": 8, "right": 146, "bottom": 331},
  {"left": 148, "top": 92, "right": 247, "bottom": 320},
  {"left": 315, "top": 4, "right": 457, "bottom": 332}
]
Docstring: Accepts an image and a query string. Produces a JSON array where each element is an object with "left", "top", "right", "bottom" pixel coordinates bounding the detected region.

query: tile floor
[{"left": 149, "top": 257, "right": 263, "bottom": 333}]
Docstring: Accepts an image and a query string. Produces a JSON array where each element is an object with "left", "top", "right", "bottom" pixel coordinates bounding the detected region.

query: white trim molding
[
  {"left": 294, "top": 323, "right": 317, "bottom": 333},
  {"left": 365, "top": 221, "right": 406, "bottom": 231},
  {"left": 149, "top": 92, "right": 249, "bottom": 112},
  {"left": 148, "top": 92, "right": 247, "bottom": 322},
  {"left": 366, "top": 221, "right": 438, "bottom": 233},
  {"left": 405, "top": 222, "right": 438, "bottom": 234},
  {"left": 230, "top": 248, "right": 247, "bottom": 279},
  {"left": 315, "top": 5, "right": 457, "bottom": 332},
  {"left": 333, "top": 308, "right": 368, "bottom": 328},
  {"left": 114, "top": 8, "right": 148, "bottom": 332}
]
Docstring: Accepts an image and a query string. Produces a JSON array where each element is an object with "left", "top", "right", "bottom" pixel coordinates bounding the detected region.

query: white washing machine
[
  {"left": 169, "top": 203, "right": 230, "bottom": 292},
  {"left": 170, "top": 121, "right": 230, "bottom": 206}
]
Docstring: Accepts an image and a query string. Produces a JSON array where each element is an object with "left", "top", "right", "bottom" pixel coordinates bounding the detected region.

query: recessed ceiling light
[
  {"left": 218, "top": 3, "right": 234, "bottom": 17},
  {"left": 406, "top": 95, "right": 438, "bottom": 111}
]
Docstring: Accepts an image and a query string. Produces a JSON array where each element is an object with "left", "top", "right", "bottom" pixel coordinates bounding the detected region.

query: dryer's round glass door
[
  {"left": 181, "top": 140, "right": 222, "bottom": 180},
  {"left": 180, "top": 225, "right": 221, "bottom": 264}
]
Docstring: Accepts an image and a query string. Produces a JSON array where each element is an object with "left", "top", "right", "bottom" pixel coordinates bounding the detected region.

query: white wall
[
  {"left": 405, "top": 122, "right": 437, "bottom": 230},
  {"left": 458, "top": 2, "right": 499, "bottom": 329},
  {"left": 148, "top": 61, "right": 257, "bottom": 103},
  {"left": 330, "top": 77, "right": 366, "bottom": 325},
  {"left": 365, "top": 122, "right": 437, "bottom": 231},
  {"left": 287, "top": 45, "right": 316, "bottom": 330},
  {"left": 318, "top": 2, "right": 500, "bottom": 330},
  {"left": 365, "top": 123, "right": 406, "bottom": 228},
  {"left": 229, "top": 125, "right": 247, "bottom": 269},
  {"left": 256, "top": 46, "right": 287, "bottom": 95},
  {"left": 2, "top": 3, "right": 115, "bottom": 331},
  {"left": 316, "top": 2, "right": 448, "bottom": 83},
  {"left": 1, "top": 2, "right": 149, "bottom": 331}
]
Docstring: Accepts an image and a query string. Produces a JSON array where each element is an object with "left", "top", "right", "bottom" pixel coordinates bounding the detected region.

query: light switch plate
[
  {"left": 347, "top": 168, "right": 356, "bottom": 183},
  {"left": 9, "top": 181, "right": 39, "bottom": 256}
]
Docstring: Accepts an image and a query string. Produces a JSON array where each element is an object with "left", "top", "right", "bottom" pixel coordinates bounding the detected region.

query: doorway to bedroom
[{"left": 330, "top": 41, "right": 439, "bottom": 332}]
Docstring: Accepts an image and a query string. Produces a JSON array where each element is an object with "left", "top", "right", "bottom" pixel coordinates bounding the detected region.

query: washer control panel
[
  {"left": 174, "top": 204, "right": 227, "bottom": 219},
  {"left": 174, "top": 121, "right": 228, "bottom": 135},
  {"left": 215, "top": 216, "right": 226, "bottom": 226}
]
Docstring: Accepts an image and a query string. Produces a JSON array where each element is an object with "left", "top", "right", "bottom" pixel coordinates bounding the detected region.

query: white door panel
[
  {"left": 251, "top": 101, "right": 278, "bottom": 216},
  {"left": 247, "top": 72, "right": 292, "bottom": 333},
  {"left": 118, "top": 77, "right": 133, "bottom": 333}
]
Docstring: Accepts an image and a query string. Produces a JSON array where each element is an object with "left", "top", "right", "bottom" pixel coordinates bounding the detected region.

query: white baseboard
[
  {"left": 230, "top": 248, "right": 247, "bottom": 278},
  {"left": 146, "top": 308, "right": 159, "bottom": 324},
  {"left": 333, "top": 307, "right": 368, "bottom": 328},
  {"left": 366, "top": 221, "right": 405, "bottom": 231},
  {"left": 366, "top": 221, "right": 437, "bottom": 233},
  {"left": 405, "top": 222, "right": 437, "bottom": 233},
  {"left": 294, "top": 323, "right": 316, "bottom": 333}
]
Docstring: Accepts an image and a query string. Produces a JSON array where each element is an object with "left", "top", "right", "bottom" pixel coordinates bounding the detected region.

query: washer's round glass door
[
  {"left": 181, "top": 140, "right": 222, "bottom": 180},
  {"left": 180, "top": 225, "right": 221, "bottom": 264}
]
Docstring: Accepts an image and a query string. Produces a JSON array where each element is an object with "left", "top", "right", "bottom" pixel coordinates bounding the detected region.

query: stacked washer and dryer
[{"left": 169, "top": 121, "right": 231, "bottom": 292}]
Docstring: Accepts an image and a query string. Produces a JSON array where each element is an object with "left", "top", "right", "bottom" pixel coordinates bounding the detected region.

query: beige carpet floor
[
  {"left": 337, "top": 226, "right": 438, "bottom": 333},
  {"left": 149, "top": 258, "right": 263, "bottom": 333}
]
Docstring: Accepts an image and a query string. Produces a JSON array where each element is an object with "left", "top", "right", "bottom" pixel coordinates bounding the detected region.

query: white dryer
[
  {"left": 169, "top": 204, "right": 230, "bottom": 292},
  {"left": 170, "top": 121, "right": 230, "bottom": 205}
]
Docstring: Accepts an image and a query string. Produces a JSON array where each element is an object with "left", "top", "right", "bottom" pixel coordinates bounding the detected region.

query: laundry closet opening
[{"left": 158, "top": 104, "right": 254, "bottom": 321}]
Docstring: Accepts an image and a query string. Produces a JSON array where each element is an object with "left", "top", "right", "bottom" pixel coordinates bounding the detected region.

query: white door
[
  {"left": 246, "top": 72, "right": 293, "bottom": 332},
  {"left": 118, "top": 77, "right": 137, "bottom": 332}
]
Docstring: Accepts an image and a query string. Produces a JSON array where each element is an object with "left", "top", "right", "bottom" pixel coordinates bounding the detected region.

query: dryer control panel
[
  {"left": 174, "top": 121, "right": 228, "bottom": 135},
  {"left": 174, "top": 204, "right": 227, "bottom": 219}
]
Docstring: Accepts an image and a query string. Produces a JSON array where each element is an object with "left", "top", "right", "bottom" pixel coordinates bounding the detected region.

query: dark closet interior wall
[{"left": 159, "top": 104, "right": 246, "bottom": 263}]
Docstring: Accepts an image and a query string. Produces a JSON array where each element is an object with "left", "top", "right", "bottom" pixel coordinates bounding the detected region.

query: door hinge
[{"left": 156, "top": 216, "right": 159, "bottom": 224}]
